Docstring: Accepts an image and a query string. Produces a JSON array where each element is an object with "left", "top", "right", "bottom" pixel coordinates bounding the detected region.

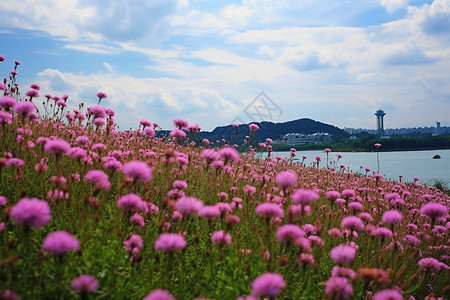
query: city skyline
[{"left": 1, "top": 0, "right": 450, "bottom": 131}]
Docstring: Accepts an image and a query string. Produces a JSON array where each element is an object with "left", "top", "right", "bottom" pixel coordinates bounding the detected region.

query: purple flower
[
  {"left": 122, "top": 160, "right": 153, "bottom": 183},
  {"left": 70, "top": 275, "right": 98, "bottom": 293},
  {"left": 13, "top": 101, "right": 36, "bottom": 118},
  {"left": 330, "top": 245, "right": 357, "bottom": 265},
  {"left": 10, "top": 198, "right": 51, "bottom": 230},
  {"left": 251, "top": 272, "right": 286, "bottom": 297},
  {"left": 210, "top": 230, "right": 232, "bottom": 246},
  {"left": 26, "top": 89, "right": 39, "bottom": 98},
  {"left": 255, "top": 202, "right": 284, "bottom": 219},
  {"left": 143, "top": 289, "right": 176, "bottom": 300},
  {"left": 0, "top": 96, "right": 17, "bottom": 110},
  {"left": 276, "top": 171, "right": 297, "bottom": 189},
  {"left": 0, "top": 196, "right": 7, "bottom": 206},
  {"left": 85, "top": 170, "right": 111, "bottom": 191},
  {"left": 341, "top": 216, "right": 365, "bottom": 231},
  {"left": 373, "top": 289, "right": 403, "bottom": 300},
  {"left": 420, "top": 202, "right": 448, "bottom": 221},
  {"left": 382, "top": 210, "right": 403, "bottom": 224},
  {"left": 117, "top": 194, "right": 145, "bottom": 213},
  {"left": 418, "top": 257, "right": 445, "bottom": 271},
  {"left": 42, "top": 231, "right": 80, "bottom": 255},
  {"left": 324, "top": 276, "right": 353, "bottom": 299},
  {"left": 0, "top": 111, "right": 12, "bottom": 125},
  {"left": 154, "top": 233, "right": 186, "bottom": 252},
  {"left": 291, "top": 189, "right": 319, "bottom": 205},
  {"left": 97, "top": 92, "right": 107, "bottom": 99},
  {"left": 44, "top": 139, "right": 71, "bottom": 156},
  {"left": 403, "top": 235, "right": 420, "bottom": 246},
  {"left": 276, "top": 224, "right": 305, "bottom": 243}
]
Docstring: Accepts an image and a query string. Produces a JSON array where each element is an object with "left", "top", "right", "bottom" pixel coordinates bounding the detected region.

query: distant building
[
  {"left": 274, "top": 132, "right": 332, "bottom": 145},
  {"left": 375, "top": 109, "right": 386, "bottom": 137}
]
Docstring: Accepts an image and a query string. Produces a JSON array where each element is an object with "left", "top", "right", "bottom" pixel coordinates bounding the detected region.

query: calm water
[{"left": 265, "top": 149, "right": 450, "bottom": 184}]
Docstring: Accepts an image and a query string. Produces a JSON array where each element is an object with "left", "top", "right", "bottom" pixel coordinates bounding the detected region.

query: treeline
[{"left": 273, "top": 134, "right": 450, "bottom": 152}]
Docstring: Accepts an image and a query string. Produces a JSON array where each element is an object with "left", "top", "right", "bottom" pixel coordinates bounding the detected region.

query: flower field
[{"left": 0, "top": 57, "right": 449, "bottom": 299}]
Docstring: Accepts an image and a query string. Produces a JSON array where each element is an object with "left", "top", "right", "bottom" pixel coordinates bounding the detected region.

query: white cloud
[{"left": 380, "top": 0, "right": 410, "bottom": 13}]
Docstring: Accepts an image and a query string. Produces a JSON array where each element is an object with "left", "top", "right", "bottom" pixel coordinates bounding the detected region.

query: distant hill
[{"left": 198, "top": 118, "right": 349, "bottom": 144}]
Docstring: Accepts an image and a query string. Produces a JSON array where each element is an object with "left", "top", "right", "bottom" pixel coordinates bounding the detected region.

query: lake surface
[{"left": 263, "top": 149, "right": 450, "bottom": 184}]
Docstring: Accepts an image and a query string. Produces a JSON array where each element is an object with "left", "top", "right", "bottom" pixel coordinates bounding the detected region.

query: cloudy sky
[{"left": 1, "top": 0, "right": 449, "bottom": 131}]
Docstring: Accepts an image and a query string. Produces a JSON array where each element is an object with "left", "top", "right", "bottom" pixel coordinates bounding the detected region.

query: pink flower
[
  {"left": 175, "top": 197, "right": 204, "bottom": 215},
  {"left": 71, "top": 275, "right": 98, "bottom": 293},
  {"left": 324, "top": 276, "right": 353, "bottom": 299},
  {"left": 130, "top": 213, "right": 145, "bottom": 228},
  {"left": 13, "top": 101, "right": 36, "bottom": 118},
  {"left": 373, "top": 289, "right": 403, "bottom": 300},
  {"left": 0, "top": 196, "right": 7, "bottom": 206},
  {"left": 171, "top": 180, "right": 188, "bottom": 190},
  {"left": 122, "top": 161, "right": 153, "bottom": 183},
  {"left": 154, "top": 233, "right": 186, "bottom": 252},
  {"left": 42, "top": 231, "right": 80, "bottom": 254},
  {"left": 211, "top": 230, "right": 232, "bottom": 246},
  {"left": 382, "top": 210, "right": 403, "bottom": 225},
  {"left": 143, "top": 289, "right": 176, "bottom": 300},
  {"left": 144, "top": 127, "right": 155, "bottom": 138},
  {"left": 341, "top": 216, "right": 364, "bottom": 231},
  {"left": 218, "top": 147, "right": 240, "bottom": 163},
  {"left": 85, "top": 170, "right": 111, "bottom": 191},
  {"left": 341, "top": 189, "right": 355, "bottom": 199},
  {"left": 0, "top": 96, "right": 17, "bottom": 110},
  {"left": 331, "top": 266, "right": 356, "bottom": 280},
  {"left": 123, "top": 234, "right": 143, "bottom": 255},
  {"left": 297, "top": 253, "right": 315, "bottom": 266},
  {"left": 291, "top": 189, "right": 319, "bottom": 205},
  {"left": 418, "top": 257, "right": 445, "bottom": 271},
  {"left": 370, "top": 227, "right": 393, "bottom": 239},
  {"left": 420, "top": 202, "right": 448, "bottom": 221},
  {"left": 251, "top": 273, "right": 285, "bottom": 297},
  {"left": 117, "top": 194, "right": 144, "bottom": 213},
  {"left": 276, "top": 171, "right": 297, "bottom": 189},
  {"left": 276, "top": 224, "right": 305, "bottom": 243},
  {"left": 330, "top": 245, "right": 357, "bottom": 265},
  {"left": 44, "top": 139, "right": 71, "bottom": 156},
  {"left": 140, "top": 119, "right": 152, "bottom": 127},
  {"left": 26, "top": 89, "right": 39, "bottom": 98},
  {"left": 10, "top": 198, "right": 51, "bottom": 230},
  {"left": 173, "top": 118, "right": 189, "bottom": 129},
  {"left": 170, "top": 128, "right": 186, "bottom": 138},
  {"left": 255, "top": 203, "right": 284, "bottom": 219},
  {"left": 326, "top": 191, "right": 340, "bottom": 201},
  {"left": 249, "top": 123, "right": 259, "bottom": 131},
  {"left": 200, "top": 149, "right": 217, "bottom": 164},
  {"left": 403, "top": 235, "right": 420, "bottom": 246},
  {"left": 0, "top": 111, "right": 12, "bottom": 125},
  {"left": 198, "top": 205, "right": 221, "bottom": 219},
  {"left": 97, "top": 92, "right": 107, "bottom": 99}
]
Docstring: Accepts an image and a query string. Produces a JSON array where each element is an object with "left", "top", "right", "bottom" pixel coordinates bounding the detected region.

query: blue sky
[{"left": 0, "top": 0, "right": 449, "bottom": 131}]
